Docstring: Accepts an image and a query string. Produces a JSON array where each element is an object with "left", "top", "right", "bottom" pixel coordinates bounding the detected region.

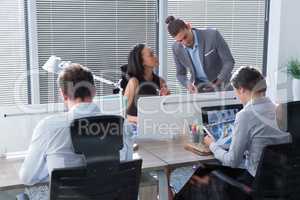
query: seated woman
[
  {"left": 174, "top": 66, "right": 291, "bottom": 200},
  {"left": 124, "top": 43, "right": 170, "bottom": 124}
]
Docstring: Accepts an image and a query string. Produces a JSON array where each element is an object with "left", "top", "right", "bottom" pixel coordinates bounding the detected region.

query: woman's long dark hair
[{"left": 127, "top": 43, "right": 145, "bottom": 81}]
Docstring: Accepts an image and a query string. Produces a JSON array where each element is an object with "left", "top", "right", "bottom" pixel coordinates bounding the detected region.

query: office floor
[
  {"left": 0, "top": 188, "right": 158, "bottom": 200},
  {"left": 0, "top": 189, "right": 23, "bottom": 199}
]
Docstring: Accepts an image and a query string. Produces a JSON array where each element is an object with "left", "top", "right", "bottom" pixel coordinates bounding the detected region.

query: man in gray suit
[{"left": 165, "top": 16, "right": 234, "bottom": 93}]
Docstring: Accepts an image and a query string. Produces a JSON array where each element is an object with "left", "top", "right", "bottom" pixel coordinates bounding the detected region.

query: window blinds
[
  {"left": 35, "top": 0, "right": 157, "bottom": 103},
  {"left": 167, "top": 0, "right": 266, "bottom": 93},
  {"left": 0, "top": 0, "right": 28, "bottom": 105}
]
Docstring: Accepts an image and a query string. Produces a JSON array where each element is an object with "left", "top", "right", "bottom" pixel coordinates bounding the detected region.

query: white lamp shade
[
  {"left": 42, "top": 55, "right": 117, "bottom": 87},
  {"left": 42, "top": 55, "right": 63, "bottom": 74}
]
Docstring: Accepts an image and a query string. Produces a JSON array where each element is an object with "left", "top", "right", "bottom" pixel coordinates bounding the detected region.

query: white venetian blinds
[
  {"left": 0, "top": 0, "right": 28, "bottom": 105},
  {"left": 167, "top": 0, "right": 266, "bottom": 93},
  {"left": 35, "top": 0, "right": 157, "bottom": 103}
]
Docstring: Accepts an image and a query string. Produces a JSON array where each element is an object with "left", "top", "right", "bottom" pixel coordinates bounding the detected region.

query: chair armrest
[{"left": 211, "top": 170, "right": 253, "bottom": 194}]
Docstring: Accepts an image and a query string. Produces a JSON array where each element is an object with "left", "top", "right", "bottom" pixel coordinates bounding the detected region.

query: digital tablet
[{"left": 201, "top": 104, "right": 243, "bottom": 148}]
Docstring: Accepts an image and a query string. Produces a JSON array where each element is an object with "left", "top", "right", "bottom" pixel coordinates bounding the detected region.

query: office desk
[
  {"left": 0, "top": 138, "right": 215, "bottom": 200},
  {"left": 137, "top": 136, "right": 215, "bottom": 167},
  {"left": 0, "top": 148, "right": 166, "bottom": 191},
  {"left": 0, "top": 158, "right": 23, "bottom": 191},
  {"left": 136, "top": 136, "right": 215, "bottom": 200}
]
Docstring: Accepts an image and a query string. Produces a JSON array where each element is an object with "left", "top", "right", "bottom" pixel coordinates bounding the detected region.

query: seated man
[
  {"left": 174, "top": 66, "right": 291, "bottom": 200},
  {"left": 19, "top": 64, "right": 131, "bottom": 199},
  {"left": 204, "top": 66, "right": 291, "bottom": 178}
]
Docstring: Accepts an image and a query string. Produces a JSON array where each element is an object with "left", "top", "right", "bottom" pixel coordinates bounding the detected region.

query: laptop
[{"left": 201, "top": 104, "right": 243, "bottom": 149}]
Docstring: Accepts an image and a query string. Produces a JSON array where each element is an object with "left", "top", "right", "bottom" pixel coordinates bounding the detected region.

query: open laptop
[{"left": 201, "top": 104, "right": 243, "bottom": 149}]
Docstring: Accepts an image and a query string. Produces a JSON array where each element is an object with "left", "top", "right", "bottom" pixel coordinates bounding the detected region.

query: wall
[
  {"left": 0, "top": 105, "right": 57, "bottom": 155},
  {"left": 267, "top": 0, "right": 300, "bottom": 103}
]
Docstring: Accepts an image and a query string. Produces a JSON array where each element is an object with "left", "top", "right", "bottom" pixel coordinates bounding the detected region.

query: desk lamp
[{"left": 42, "top": 56, "right": 125, "bottom": 117}]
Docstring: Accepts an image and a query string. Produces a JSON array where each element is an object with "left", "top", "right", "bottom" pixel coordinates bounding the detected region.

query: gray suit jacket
[{"left": 172, "top": 28, "right": 234, "bottom": 87}]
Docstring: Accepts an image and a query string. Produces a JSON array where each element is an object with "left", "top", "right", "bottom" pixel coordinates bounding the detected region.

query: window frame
[
  {"left": 26, "top": 0, "right": 40, "bottom": 104},
  {"left": 24, "top": 0, "right": 270, "bottom": 104},
  {"left": 262, "top": 0, "right": 270, "bottom": 76}
]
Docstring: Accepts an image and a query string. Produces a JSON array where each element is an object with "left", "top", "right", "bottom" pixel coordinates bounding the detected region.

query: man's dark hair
[
  {"left": 231, "top": 66, "right": 267, "bottom": 93},
  {"left": 165, "top": 15, "right": 188, "bottom": 37},
  {"left": 58, "top": 63, "right": 95, "bottom": 100},
  {"left": 127, "top": 43, "right": 145, "bottom": 81}
]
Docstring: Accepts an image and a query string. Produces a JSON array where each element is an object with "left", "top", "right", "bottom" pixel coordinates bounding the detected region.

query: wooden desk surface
[
  {"left": 0, "top": 148, "right": 166, "bottom": 191},
  {"left": 0, "top": 158, "right": 23, "bottom": 191},
  {"left": 134, "top": 148, "right": 166, "bottom": 171},
  {"left": 137, "top": 136, "right": 215, "bottom": 168},
  {"left": 0, "top": 137, "right": 215, "bottom": 191}
]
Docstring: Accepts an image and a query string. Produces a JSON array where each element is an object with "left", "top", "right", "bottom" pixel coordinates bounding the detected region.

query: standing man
[{"left": 165, "top": 16, "right": 234, "bottom": 93}]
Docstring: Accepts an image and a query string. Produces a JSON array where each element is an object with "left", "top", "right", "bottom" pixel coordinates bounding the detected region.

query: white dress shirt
[
  {"left": 19, "top": 102, "right": 131, "bottom": 185},
  {"left": 209, "top": 97, "right": 291, "bottom": 176}
]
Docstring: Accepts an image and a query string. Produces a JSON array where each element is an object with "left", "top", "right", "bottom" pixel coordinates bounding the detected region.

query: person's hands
[
  {"left": 212, "top": 79, "right": 223, "bottom": 88},
  {"left": 201, "top": 84, "right": 215, "bottom": 92},
  {"left": 187, "top": 83, "right": 198, "bottom": 94},
  {"left": 204, "top": 135, "right": 214, "bottom": 146},
  {"left": 159, "top": 85, "right": 170, "bottom": 96}
]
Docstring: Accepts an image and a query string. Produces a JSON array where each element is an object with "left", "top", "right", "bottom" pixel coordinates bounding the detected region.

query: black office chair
[
  {"left": 276, "top": 101, "right": 300, "bottom": 143},
  {"left": 49, "top": 115, "right": 142, "bottom": 200},
  {"left": 113, "top": 64, "right": 128, "bottom": 94},
  {"left": 213, "top": 143, "right": 300, "bottom": 200}
]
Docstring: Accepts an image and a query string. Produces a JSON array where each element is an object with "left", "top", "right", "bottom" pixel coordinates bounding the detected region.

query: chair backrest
[
  {"left": 113, "top": 64, "right": 128, "bottom": 94},
  {"left": 276, "top": 101, "right": 300, "bottom": 142},
  {"left": 253, "top": 143, "right": 293, "bottom": 199},
  {"left": 49, "top": 159, "right": 142, "bottom": 200},
  {"left": 49, "top": 115, "right": 143, "bottom": 200},
  {"left": 286, "top": 101, "right": 300, "bottom": 143},
  {"left": 70, "top": 115, "right": 124, "bottom": 168},
  {"left": 286, "top": 144, "right": 300, "bottom": 200}
]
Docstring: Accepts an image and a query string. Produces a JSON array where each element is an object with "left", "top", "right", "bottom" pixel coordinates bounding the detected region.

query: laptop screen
[{"left": 201, "top": 104, "right": 243, "bottom": 146}]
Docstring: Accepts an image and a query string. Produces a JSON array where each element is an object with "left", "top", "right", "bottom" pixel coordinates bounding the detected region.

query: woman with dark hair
[{"left": 124, "top": 43, "right": 170, "bottom": 124}]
